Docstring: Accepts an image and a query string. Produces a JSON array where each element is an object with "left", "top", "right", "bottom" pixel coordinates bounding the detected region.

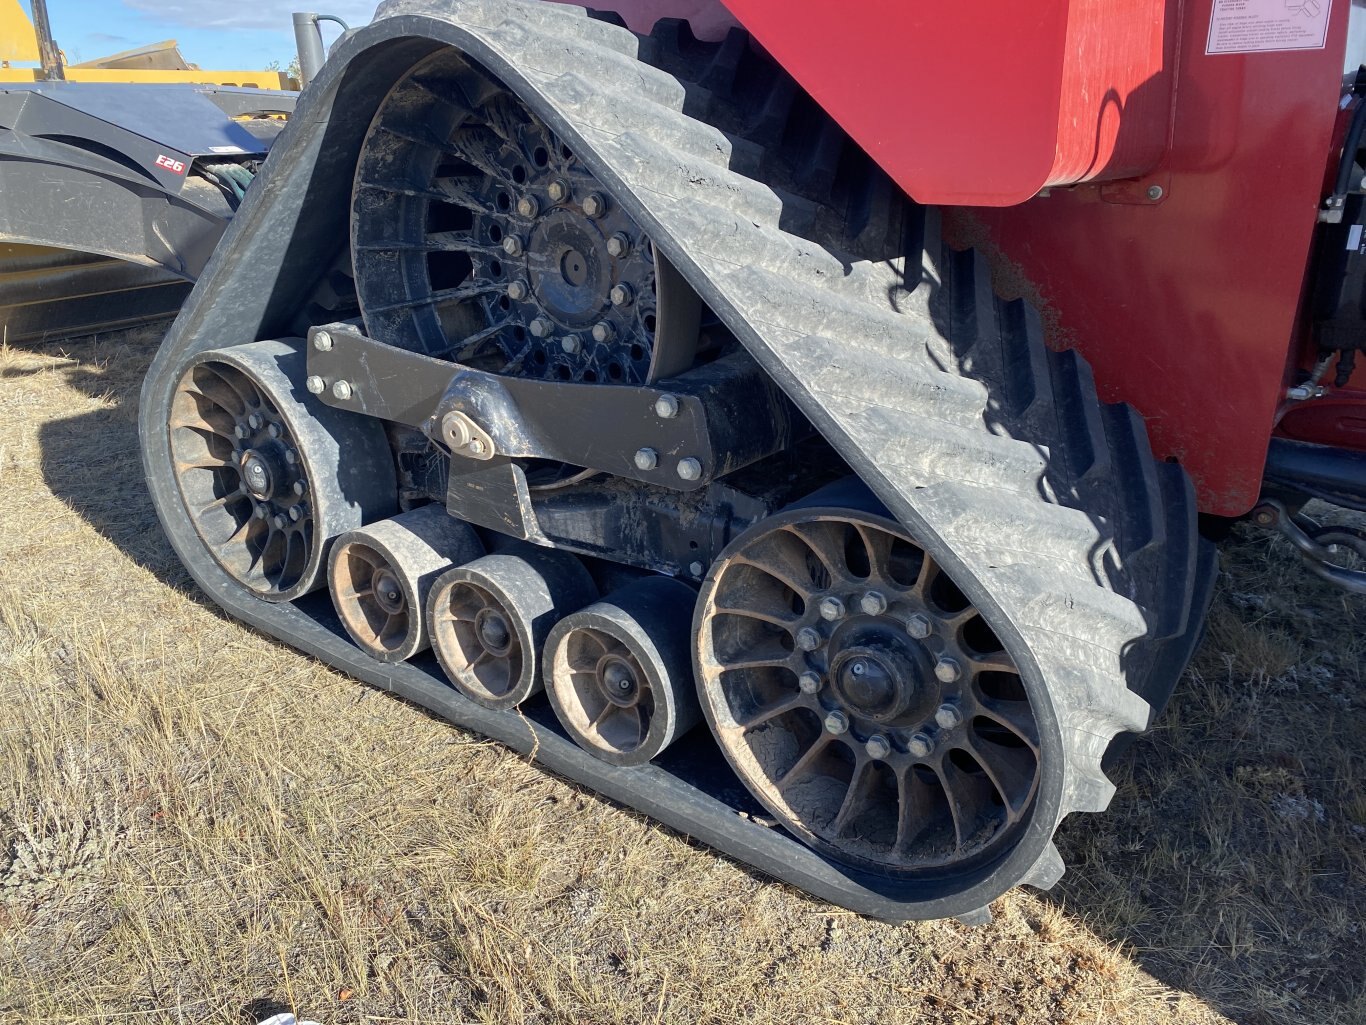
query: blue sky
[{"left": 31, "top": 0, "right": 377, "bottom": 71}]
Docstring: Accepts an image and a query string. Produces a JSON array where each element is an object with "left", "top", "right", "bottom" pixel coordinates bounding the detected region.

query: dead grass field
[{"left": 0, "top": 326, "right": 1362, "bottom": 1025}]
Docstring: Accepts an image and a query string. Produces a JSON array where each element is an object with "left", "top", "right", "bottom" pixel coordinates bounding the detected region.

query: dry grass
[{"left": 0, "top": 327, "right": 1362, "bottom": 1025}]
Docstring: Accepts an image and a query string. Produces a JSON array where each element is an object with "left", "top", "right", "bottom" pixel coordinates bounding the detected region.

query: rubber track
[{"left": 368, "top": 0, "right": 1210, "bottom": 911}]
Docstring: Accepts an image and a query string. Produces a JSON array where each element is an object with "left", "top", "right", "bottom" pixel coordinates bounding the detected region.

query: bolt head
[
  {"left": 284, "top": 449, "right": 298, "bottom": 465},
  {"left": 247, "top": 412, "right": 264, "bottom": 431},
  {"left": 654, "top": 394, "right": 680, "bottom": 419},
  {"left": 634, "top": 447, "right": 658, "bottom": 471},
  {"left": 908, "top": 732, "right": 934, "bottom": 759},
  {"left": 507, "top": 280, "right": 529, "bottom": 301},
  {"left": 305, "top": 375, "right": 326, "bottom": 395},
  {"left": 234, "top": 424, "right": 250, "bottom": 440},
  {"left": 267, "top": 423, "right": 283, "bottom": 439},
  {"left": 934, "top": 657, "right": 962, "bottom": 684},
  {"left": 581, "top": 193, "right": 606, "bottom": 218},
  {"left": 934, "top": 703, "right": 963, "bottom": 730},
  {"left": 288, "top": 505, "right": 303, "bottom": 523},
  {"left": 819, "top": 596, "right": 846, "bottom": 621},
  {"left": 467, "top": 439, "right": 487, "bottom": 456},
  {"left": 292, "top": 480, "right": 306, "bottom": 497},
  {"left": 529, "top": 318, "right": 552, "bottom": 338},
  {"left": 609, "top": 283, "right": 634, "bottom": 307},
  {"left": 312, "top": 331, "right": 333, "bottom": 353},
  {"left": 798, "top": 671, "right": 822, "bottom": 695},
  {"left": 906, "top": 613, "right": 933, "bottom": 640},
  {"left": 548, "top": 179, "right": 569, "bottom": 203},
  {"left": 272, "top": 514, "right": 288, "bottom": 530},
  {"left": 824, "top": 710, "right": 849, "bottom": 736},
  {"left": 502, "top": 235, "right": 523, "bottom": 257},
  {"left": 516, "top": 195, "right": 539, "bottom": 218},
  {"left": 253, "top": 504, "right": 269, "bottom": 520},
  {"left": 606, "top": 234, "right": 630, "bottom": 257},
  {"left": 561, "top": 335, "right": 583, "bottom": 355},
  {"left": 676, "top": 457, "right": 703, "bottom": 482},
  {"left": 860, "top": 591, "right": 888, "bottom": 616},
  {"left": 591, "top": 321, "right": 615, "bottom": 343},
  {"left": 331, "top": 380, "right": 353, "bottom": 401},
  {"left": 1146, "top": 184, "right": 1164, "bottom": 201},
  {"left": 796, "top": 627, "right": 822, "bottom": 652},
  {"left": 689, "top": 561, "right": 705, "bottom": 577},
  {"left": 865, "top": 734, "right": 892, "bottom": 760}
]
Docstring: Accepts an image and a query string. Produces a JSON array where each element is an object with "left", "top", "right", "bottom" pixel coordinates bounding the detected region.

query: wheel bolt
[
  {"left": 234, "top": 424, "right": 250, "bottom": 440},
  {"left": 529, "top": 318, "right": 553, "bottom": 338},
  {"left": 591, "top": 321, "right": 615, "bottom": 343},
  {"left": 824, "top": 710, "right": 849, "bottom": 736},
  {"left": 331, "top": 380, "right": 353, "bottom": 401},
  {"left": 865, "top": 734, "right": 892, "bottom": 760},
  {"left": 267, "top": 423, "right": 282, "bottom": 440},
  {"left": 934, "top": 703, "right": 963, "bottom": 730},
  {"left": 908, "top": 733, "right": 934, "bottom": 759},
  {"left": 655, "top": 394, "right": 679, "bottom": 419},
  {"left": 934, "top": 657, "right": 962, "bottom": 684},
  {"left": 798, "top": 671, "right": 822, "bottom": 695},
  {"left": 906, "top": 613, "right": 933, "bottom": 640},
  {"left": 634, "top": 447, "right": 658, "bottom": 471},
  {"left": 272, "top": 514, "right": 288, "bottom": 530},
  {"left": 253, "top": 504, "right": 269, "bottom": 520},
  {"left": 507, "top": 280, "right": 529, "bottom": 301},
  {"left": 581, "top": 193, "right": 606, "bottom": 218},
  {"left": 312, "top": 331, "right": 333, "bottom": 352},
  {"left": 561, "top": 335, "right": 583, "bottom": 355},
  {"left": 502, "top": 235, "right": 524, "bottom": 257},
  {"left": 819, "top": 596, "right": 846, "bottom": 621},
  {"left": 284, "top": 449, "right": 298, "bottom": 465},
  {"left": 676, "top": 457, "right": 702, "bottom": 482},
  {"left": 606, "top": 233, "right": 631, "bottom": 257},
  {"left": 305, "top": 376, "right": 325, "bottom": 396},
  {"left": 548, "top": 179, "right": 569, "bottom": 203},
  {"left": 796, "top": 627, "right": 822, "bottom": 652},
  {"left": 516, "top": 195, "right": 540, "bottom": 218},
  {"left": 860, "top": 591, "right": 888, "bottom": 616},
  {"left": 288, "top": 506, "right": 303, "bottom": 523},
  {"left": 248, "top": 412, "right": 263, "bottom": 431},
  {"left": 610, "top": 283, "right": 634, "bottom": 307},
  {"left": 292, "top": 480, "right": 307, "bottom": 496}
]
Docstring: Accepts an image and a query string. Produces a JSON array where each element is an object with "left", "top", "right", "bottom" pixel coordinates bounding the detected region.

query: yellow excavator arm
[{"left": 0, "top": 0, "right": 40, "bottom": 63}]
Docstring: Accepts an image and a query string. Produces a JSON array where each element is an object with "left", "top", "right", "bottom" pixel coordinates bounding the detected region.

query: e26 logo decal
[{"left": 155, "top": 154, "right": 188, "bottom": 176}]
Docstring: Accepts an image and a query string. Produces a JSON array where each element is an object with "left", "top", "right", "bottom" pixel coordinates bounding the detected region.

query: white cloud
[{"left": 119, "top": 0, "right": 380, "bottom": 31}]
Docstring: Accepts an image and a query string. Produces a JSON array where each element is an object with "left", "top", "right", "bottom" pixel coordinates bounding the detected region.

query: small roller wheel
[
  {"left": 329, "top": 505, "right": 484, "bottom": 662},
  {"left": 167, "top": 340, "right": 395, "bottom": 602},
  {"left": 544, "top": 577, "right": 700, "bottom": 766},
  {"left": 428, "top": 545, "right": 596, "bottom": 709}
]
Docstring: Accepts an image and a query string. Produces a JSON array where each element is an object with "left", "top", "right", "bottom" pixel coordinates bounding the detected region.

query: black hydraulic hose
[{"left": 1334, "top": 90, "right": 1366, "bottom": 197}]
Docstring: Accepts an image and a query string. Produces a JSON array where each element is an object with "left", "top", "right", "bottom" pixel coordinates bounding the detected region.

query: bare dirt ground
[{"left": 0, "top": 326, "right": 1362, "bottom": 1025}]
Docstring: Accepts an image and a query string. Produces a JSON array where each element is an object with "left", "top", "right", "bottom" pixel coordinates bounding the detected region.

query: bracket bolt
[
  {"left": 1146, "top": 184, "right": 1164, "bottom": 201},
  {"left": 467, "top": 439, "right": 487, "bottom": 456},
  {"left": 934, "top": 657, "right": 962, "bottom": 684},
  {"left": 516, "top": 195, "right": 540, "bottom": 219},
  {"left": 655, "top": 393, "right": 680, "bottom": 419},
  {"left": 502, "top": 235, "right": 524, "bottom": 257},
  {"left": 798, "top": 671, "right": 823, "bottom": 695},
  {"left": 610, "top": 283, "right": 635, "bottom": 307},
  {"left": 507, "top": 280, "right": 529, "bottom": 301},
  {"left": 819, "top": 596, "right": 846, "bottom": 621},
  {"left": 689, "top": 560, "right": 705, "bottom": 577},
  {"left": 561, "top": 334, "right": 583, "bottom": 355},
  {"left": 331, "top": 380, "right": 353, "bottom": 401},
  {"left": 529, "top": 318, "right": 553, "bottom": 338},
  {"left": 865, "top": 734, "right": 892, "bottom": 760},
  {"left": 934, "top": 703, "right": 963, "bottom": 730},
  {"left": 906, "top": 613, "right": 933, "bottom": 640},
  {"left": 796, "top": 627, "right": 823, "bottom": 652},
  {"left": 634, "top": 447, "right": 658, "bottom": 471},
  {"left": 824, "top": 710, "right": 850, "bottom": 736},
  {"left": 860, "top": 591, "right": 888, "bottom": 616},
  {"left": 591, "top": 321, "right": 615, "bottom": 343},
  {"left": 312, "top": 331, "right": 333, "bottom": 352},
  {"left": 908, "top": 732, "right": 934, "bottom": 759},
  {"left": 548, "top": 179, "right": 569, "bottom": 203},
  {"left": 606, "top": 233, "right": 631, "bottom": 257},
  {"left": 581, "top": 193, "right": 606, "bottom": 218},
  {"left": 676, "top": 457, "right": 702, "bottom": 481},
  {"left": 305, "top": 375, "right": 326, "bottom": 395}
]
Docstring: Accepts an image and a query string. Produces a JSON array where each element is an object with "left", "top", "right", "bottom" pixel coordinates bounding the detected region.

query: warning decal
[{"left": 1206, "top": 0, "right": 1332, "bottom": 54}]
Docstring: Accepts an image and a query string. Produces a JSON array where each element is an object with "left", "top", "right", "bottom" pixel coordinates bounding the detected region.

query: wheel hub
[
  {"left": 239, "top": 447, "right": 282, "bottom": 501},
  {"left": 598, "top": 654, "right": 641, "bottom": 708},
  {"left": 372, "top": 568, "right": 406, "bottom": 615},
  {"left": 526, "top": 212, "right": 610, "bottom": 326},
  {"left": 828, "top": 629, "right": 932, "bottom": 725},
  {"left": 475, "top": 607, "right": 514, "bottom": 658}
]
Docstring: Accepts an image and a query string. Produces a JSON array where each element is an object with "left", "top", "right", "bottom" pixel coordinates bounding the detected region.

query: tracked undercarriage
[{"left": 139, "top": 0, "right": 1214, "bottom": 922}]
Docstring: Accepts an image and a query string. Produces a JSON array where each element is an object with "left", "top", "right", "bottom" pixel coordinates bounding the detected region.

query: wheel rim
[
  {"left": 430, "top": 578, "right": 526, "bottom": 704},
  {"left": 169, "top": 360, "right": 316, "bottom": 599},
  {"left": 553, "top": 627, "right": 656, "bottom": 757},
  {"left": 330, "top": 540, "right": 413, "bottom": 656},
  {"left": 695, "top": 508, "right": 1041, "bottom": 875}
]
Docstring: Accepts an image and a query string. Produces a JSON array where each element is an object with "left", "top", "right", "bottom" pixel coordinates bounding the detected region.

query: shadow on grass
[{"left": 25, "top": 331, "right": 1366, "bottom": 1025}]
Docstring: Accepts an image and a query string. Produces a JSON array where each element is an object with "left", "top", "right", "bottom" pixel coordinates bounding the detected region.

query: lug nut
[
  {"left": 606, "top": 233, "right": 631, "bottom": 257},
  {"left": 284, "top": 449, "right": 298, "bottom": 465},
  {"left": 581, "top": 193, "right": 606, "bottom": 218},
  {"left": 796, "top": 627, "right": 822, "bottom": 652},
  {"left": 906, "top": 613, "right": 933, "bottom": 640},
  {"left": 312, "top": 331, "right": 333, "bottom": 352},
  {"left": 591, "top": 321, "right": 615, "bottom": 343},
  {"left": 548, "top": 179, "right": 569, "bottom": 203},
  {"left": 516, "top": 195, "right": 540, "bottom": 218},
  {"left": 824, "top": 710, "right": 849, "bottom": 736},
  {"left": 247, "top": 412, "right": 264, "bottom": 431},
  {"left": 253, "top": 504, "right": 269, "bottom": 520},
  {"left": 798, "top": 671, "right": 822, "bottom": 695},
  {"left": 288, "top": 505, "right": 303, "bottom": 523},
  {"left": 934, "top": 703, "right": 963, "bottom": 730},
  {"left": 529, "top": 318, "right": 553, "bottom": 338},
  {"left": 655, "top": 394, "right": 680, "bottom": 419},
  {"left": 507, "top": 280, "right": 529, "bottom": 301},
  {"left": 908, "top": 732, "right": 934, "bottom": 759},
  {"left": 561, "top": 335, "right": 583, "bottom": 355},
  {"left": 305, "top": 375, "right": 326, "bottom": 395},
  {"left": 267, "top": 422, "right": 282, "bottom": 439},
  {"left": 860, "top": 591, "right": 888, "bottom": 616},
  {"left": 934, "top": 657, "right": 962, "bottom": 684},
  {"left": 234, "top": 424, "right": 250, "bottom": 440},
  {"left": 610, "top": 283, "right": 635, "bottom": 307},
  {"left": 502, "top": 235, "right": 524, "bottom": 257},
  {"left": 272, "top": 514, "right": 288, "bottom": 530},
  {"left": 865, "top": 734, "right": 892, "bottom": 760},
  {"left": 634, "top": 447, "right": 658, "bottom": 471},
  {"left": 331, "top": 380, "right": 353, "bottom": 401},
  {"left": 819, "top": 596, "right": 846, "bottom": 621},
  {"left": 292, "top": 480, "right": 307, "bottom": 497},
  {"left": 676, "top": 457, "right": 702, "bottom": 482}
]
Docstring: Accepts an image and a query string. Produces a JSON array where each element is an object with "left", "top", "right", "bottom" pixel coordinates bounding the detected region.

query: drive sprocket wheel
[{"left": 696, "top": 495, "right": 1046, "bottom": 878}]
